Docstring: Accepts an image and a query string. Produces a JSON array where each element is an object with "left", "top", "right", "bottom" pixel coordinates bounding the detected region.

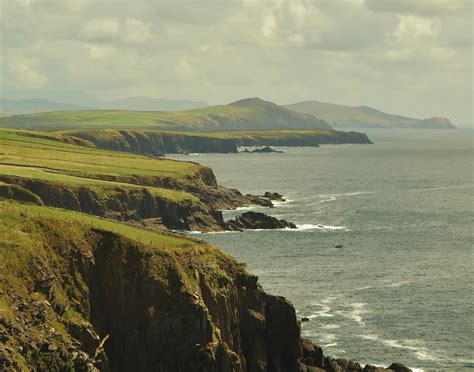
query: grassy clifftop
[
  {"left": 0, "top": 98, "right": 332, "bottom": 132},
  {"left": 12, "top": 128, "right": 372, "bottom": 159},
  {"left": 0, "top": 201, "right": 411, "bottom": 371},
  {"left": 0, "top": 129, "right": 245, "bottom": 230}
]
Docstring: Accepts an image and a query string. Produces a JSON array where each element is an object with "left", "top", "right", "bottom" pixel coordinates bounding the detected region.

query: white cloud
[
  {"left": 176, "top": 58, "right": 193, "bottom": 80},
  {"left": 0, "top": 0, "right": 471, "bottom": 123},
  {"left": 392, "top": 15, "right": 436, "bottom": 43},
  {"left": 86, "top": 44, "right": 116, "bottom": 60},
  {"left": 261, "top": 10, "right": 277, "bottom": 38},
  {"left": 80, "top": 18, "right": 121, "bottom": 41},
  {"left": 9, "top": 58, "right": 47, "bottom": 89},
  {"left": 123, "top": 18, "right": 152, "bottom": 44}
]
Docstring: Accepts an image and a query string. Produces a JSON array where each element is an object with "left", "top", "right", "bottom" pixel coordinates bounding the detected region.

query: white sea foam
[
  {"left": 272, "top": 198, "right": 294, "bottom": 207},
  {"left": 234, "top": 206, "right": 255, "bottom": 211},
  {"left": 308, "top": 301, "right": 334, "bottom": 319},
  {"left": 355, "top": 281, "right": 410, "bottom": 292},
  {"left": 337, "top": 303, "right": 367, "bottom": 325},
  {"left": 359, "top": 334, "right": 442, "bottom": 363},
  {"left": 202, "top": 230, "right": 240, "bottom": 235},
  {"left": 320, "top": 323, "right": 340, "bottom": 329},
  {"left": 386, "top": 280, "right": 411, "bottom": 288},
  {"left": 309, "top": 191, "right": 375, "bottom": 205},
  {"left": 289, "top": 224, "right": 349, "bottom": 231},
  {"left": 411, "top": 185, "right": 471, "bottom": 192}
]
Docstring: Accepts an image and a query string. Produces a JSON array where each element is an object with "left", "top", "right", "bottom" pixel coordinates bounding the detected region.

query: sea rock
[
  {"left": 262, "top": 191, "right": 286, "bottom": 201},
  {"left": 241, "top": 146, "right": 284, "bottom": 153},
  {"left": 227, "top": 211, "right": 297, "bottom": 230},
  {"left": 387, "top": 363, "right": 412, "bottom": 372}
]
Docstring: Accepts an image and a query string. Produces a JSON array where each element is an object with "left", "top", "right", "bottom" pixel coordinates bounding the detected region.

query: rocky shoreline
[
  {"left": 0, "top": 143, "right": 414, "bottom": 371},
  {"left": 0, "top": 205, "right": 412, "bottom": 371}
]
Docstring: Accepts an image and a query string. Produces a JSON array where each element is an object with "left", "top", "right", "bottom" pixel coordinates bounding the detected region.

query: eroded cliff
[{"left": 0, "top": 203, "right": 410, "bottom": 372}]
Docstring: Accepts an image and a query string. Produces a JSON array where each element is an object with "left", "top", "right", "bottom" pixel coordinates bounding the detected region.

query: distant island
[{"left": 285, "top": 100, "right": 456, "bottom": 129}]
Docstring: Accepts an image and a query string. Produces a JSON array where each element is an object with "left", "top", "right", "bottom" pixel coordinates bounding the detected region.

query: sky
[{"left": 0, "top": 0, "right": 472, "bottom": 125}]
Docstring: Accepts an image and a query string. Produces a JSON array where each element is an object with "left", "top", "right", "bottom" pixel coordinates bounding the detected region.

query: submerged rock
[{"left": 227, "top": 211, "right": 297, "bottom": 230}]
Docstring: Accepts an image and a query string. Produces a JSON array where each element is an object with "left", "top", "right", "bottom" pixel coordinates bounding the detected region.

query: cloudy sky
[{"left": 0, "top": 0, "right": 472, "bottom": 124}]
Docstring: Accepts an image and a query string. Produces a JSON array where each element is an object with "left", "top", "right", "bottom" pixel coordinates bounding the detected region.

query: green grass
[
  {"left": 0, "top": 164, "right": 196, "bottom": 202},
  {"left": 0, "top": 200, "right": 192, "bottom": 248},
  {"left": 0, "top": 129, "right": 199, "bottom": 179},
  {"left": 0, "top": 129, "right": 205, "bottom": 203},
  {"left": 0, "top": 98, "right": 331, "bottom": 131}
]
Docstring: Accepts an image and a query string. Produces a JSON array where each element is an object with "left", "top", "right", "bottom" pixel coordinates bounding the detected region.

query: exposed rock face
[
  {"left": 0, "top": 211, "right": 411, "bottom": 372},
  {"left": 227, "top": 211, "right": 297, "bottom": 230},
  {"left": 25, "top": 129, "right": 372, "bottom": 158},
  {"left": 69, "top": 130, "right": 239, "bottom": 156},
  {"left": 0, "top": 168, "right": 274, "bottom": 232}
]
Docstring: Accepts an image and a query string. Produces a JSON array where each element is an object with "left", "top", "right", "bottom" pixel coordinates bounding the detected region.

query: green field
[
  {"left": 0, "top": 129, "right": 204, "bottom": 203},
  {"left": 0, "top": 98, "right": 332, "bottom": 131}
]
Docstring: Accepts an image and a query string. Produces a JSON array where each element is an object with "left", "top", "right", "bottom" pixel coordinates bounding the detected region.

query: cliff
[
  {"left": 0, "top": 129, "right": 271, "bottom": 232},
  {"left": 0, "top": 202, "right": 410, "bottom": 372},
  {"left": 59, "top": 130, "right": 238, "bottom": 157},
  {"left": 24, "top": 129, "right": 372, "bottom": 158}
]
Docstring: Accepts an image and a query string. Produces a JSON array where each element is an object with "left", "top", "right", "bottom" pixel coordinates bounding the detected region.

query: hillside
[
  {"left": 104, "top": 96, "right": 209, "bottom": 111},
  {"left": 0, "top": 201, "right": 411, "bottom": 371},
  {"left": 0, "top": 98, "right": 332, "bottom": 131},
  {"left": 0, "top": 129, "right": 270, "bottom": 231},
  {"left": 0, "top": 98, "right": 91, "bottom": 114},
  {"left": 285, "top": 100, "right": 456, "bottom": 129}
]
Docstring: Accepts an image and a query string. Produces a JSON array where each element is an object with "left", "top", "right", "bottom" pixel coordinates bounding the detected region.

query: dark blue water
[{"left": 171, "top": 129, "right": 474, "bottom": 371}]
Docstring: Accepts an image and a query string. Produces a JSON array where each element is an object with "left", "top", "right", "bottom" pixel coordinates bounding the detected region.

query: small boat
[{"left": 335, "top": 242, "right": 344, "bottom": 249}]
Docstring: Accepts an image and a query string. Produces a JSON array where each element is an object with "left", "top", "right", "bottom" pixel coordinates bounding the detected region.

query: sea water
[{"left": 171, "top": 129, "right": 474, "bottom": 370}]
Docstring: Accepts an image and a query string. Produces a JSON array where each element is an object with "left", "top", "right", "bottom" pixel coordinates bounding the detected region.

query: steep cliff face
[
  {"left": 0, "top": 205, "right": 410, "bottom": 372},
  {"left": 26, "top": 129, "right": 372, "bottom": 158},
  {"left": 60, "top": 130, "right": 238, "bottom": 156},
  {"left": 0, "top": 175, "right": 227, "bottom": 231}
]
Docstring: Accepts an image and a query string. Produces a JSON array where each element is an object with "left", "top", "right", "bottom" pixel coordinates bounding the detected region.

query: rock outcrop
[
  {"left": 241, "top": 146, "right": 284, "bottom": 153},
  {"left": 261, "top": 191, "right": 285, "bottom": 201},
  {"left": 0, "top": 169, "right": 273, "bottom": 232},
  {"left": 227, "top": 211, "right": 297, "bottom": 230},
  {"left": 0, "top": 206, "right": 411, "bottom": 372}
]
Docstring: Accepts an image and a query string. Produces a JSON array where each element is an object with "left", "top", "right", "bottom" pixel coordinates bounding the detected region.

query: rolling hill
[
  {"left": 285, "top": 100, "right": 456, "bottom": 129},
  {"left": 0, "top": 98, "right": 91, "bottom": 114},
  {"left": 0, "top": 97, "right": 209, "bottom": 114},
  {"left": 0, "top": 97, "right": 332, "bottom": 131}
]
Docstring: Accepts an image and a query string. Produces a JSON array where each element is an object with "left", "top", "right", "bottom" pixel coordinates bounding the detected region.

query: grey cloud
[
  {"left": 364, "top": 0, "right": 472, "bottom": 16},
  {"left": 0, "top": 0, "right": 471, "bottom": 124}
]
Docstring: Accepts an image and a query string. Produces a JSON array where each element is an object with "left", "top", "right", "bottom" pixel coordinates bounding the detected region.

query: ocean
[{"left": 170, "top": 129, "right": 474, "bottom": 371}]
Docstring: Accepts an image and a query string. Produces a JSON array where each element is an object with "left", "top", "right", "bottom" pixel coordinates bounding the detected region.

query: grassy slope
[
  {"left": 0, "top": 129, "right": 201, "bottom": 203},
  {"left": 0, "top": 98, "right": 332, "bottom": 131},
  {"left": 285, "top": 100, "right": 455, "bottom": 128},
  {"left": 285, "top": 101, "right": 414, "bottom": 127},
  {"left": 0, "top": 200, "right": 193, "bottom": 248}
]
